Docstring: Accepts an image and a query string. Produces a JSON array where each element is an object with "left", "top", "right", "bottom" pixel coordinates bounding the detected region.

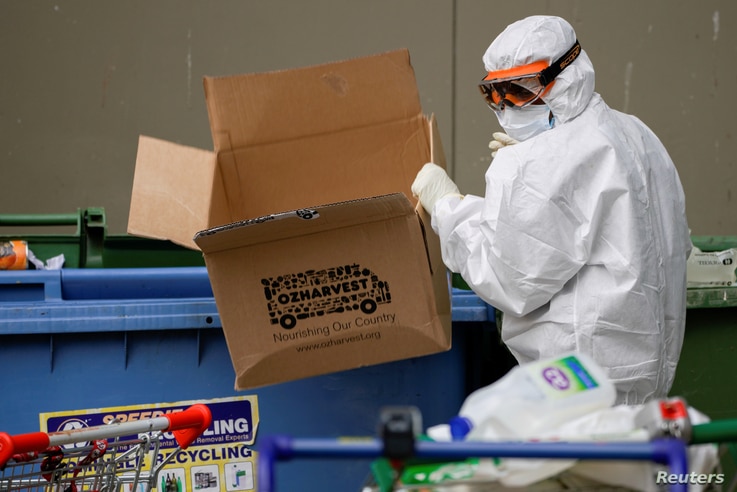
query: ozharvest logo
[{"left": 262, "top": 264, "right": 391, "bottom": 329}]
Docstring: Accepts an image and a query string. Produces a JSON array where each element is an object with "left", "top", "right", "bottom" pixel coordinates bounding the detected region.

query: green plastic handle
[
  {"left": 691, "top": 419, "right": 737, "bottom": 445},
  {"left": 0, "top": 213, "right": 79, "bottom": 226}
]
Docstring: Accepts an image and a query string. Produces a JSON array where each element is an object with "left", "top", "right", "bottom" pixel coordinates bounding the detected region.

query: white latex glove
[
  {"left": 411, "top": 162, "right": 461, "bottom": 214},
  {"left": 489, "top": 132, "right": 519, "bottom": 158}
]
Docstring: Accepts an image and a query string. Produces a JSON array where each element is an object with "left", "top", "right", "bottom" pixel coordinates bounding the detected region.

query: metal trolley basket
[
  {"left": 258, "top": 434, "right": 690, "bottom": 492},
  {"left": 258, "top": 402, "right": 737, "bottom": 492},
  {"left": 257, "top": 407, "right": 697, "bottom": 492},
  {"left": 0, "top": 404, "right": 211, "bottom": 492}
]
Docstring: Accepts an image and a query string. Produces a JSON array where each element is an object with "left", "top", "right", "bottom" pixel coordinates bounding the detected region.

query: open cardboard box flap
[
  {"left": 204, "top": 49, "right": 422, "bottom": 151},
  {"left": 203, "top": 48, "right": 431, "bottom": 228},
  {"left": 128, "top": 136, "right": 229, "bottom": 246},
  {"left": 128, "top": 49, "right": 452, "bottom": 388}
]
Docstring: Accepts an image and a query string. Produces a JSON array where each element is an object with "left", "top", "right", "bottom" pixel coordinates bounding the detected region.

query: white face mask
[{"left": 494, "top": 104, "right": 553, "bottom": 142}]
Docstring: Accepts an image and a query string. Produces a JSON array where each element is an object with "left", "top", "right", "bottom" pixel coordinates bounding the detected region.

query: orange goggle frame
[{"left": 479, "top": 40, "right": 581, "bottom": 111}]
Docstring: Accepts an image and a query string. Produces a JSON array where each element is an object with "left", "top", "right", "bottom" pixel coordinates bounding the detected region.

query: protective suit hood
[{"left": 483, "top": 15, "right": 595, "bottom": 125}]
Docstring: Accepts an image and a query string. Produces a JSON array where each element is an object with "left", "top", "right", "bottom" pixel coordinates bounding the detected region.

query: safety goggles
[{"left": 479, "top": 40, "right": 581, "bottom": 111}]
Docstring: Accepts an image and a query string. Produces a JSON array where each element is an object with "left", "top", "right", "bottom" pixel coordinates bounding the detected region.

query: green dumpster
[
  {"left": 672, "top": 236, "right": 737, "bottom": 418},
  {"left": 670, "top": 236, "right": 737, "bottom": 485},
  {"left": 0, "top": 208, "right": 204, "bottom": 268}
]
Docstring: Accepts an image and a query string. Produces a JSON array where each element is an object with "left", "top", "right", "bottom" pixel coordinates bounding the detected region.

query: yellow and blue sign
[{"left": 39, "top": 396, "right": 259, "bottom": 492}]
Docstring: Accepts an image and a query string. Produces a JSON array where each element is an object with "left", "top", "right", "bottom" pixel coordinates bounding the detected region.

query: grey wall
[{"left": 1, "top": 1, "right": 735, "bottom": 236}]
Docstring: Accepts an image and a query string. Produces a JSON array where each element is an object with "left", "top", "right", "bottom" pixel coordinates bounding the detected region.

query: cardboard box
[{"left": 128, "top": 49, "right": 451, "bottom": 389}]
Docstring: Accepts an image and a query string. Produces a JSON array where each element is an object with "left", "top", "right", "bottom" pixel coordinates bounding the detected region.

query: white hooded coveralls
[{"left": 433, "top": 16, "right": 691, "bottom": 404}]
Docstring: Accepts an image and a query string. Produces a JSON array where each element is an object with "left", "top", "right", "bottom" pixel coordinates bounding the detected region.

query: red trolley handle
[
  {"left": 0, "top": 403, "right": 212, "bottom": 467},
  {"left": 0, "top": 431, "right": 50, "bottom": 467},
  {"left": 165, "top": 403, "right": 213, "bottom": 449}
]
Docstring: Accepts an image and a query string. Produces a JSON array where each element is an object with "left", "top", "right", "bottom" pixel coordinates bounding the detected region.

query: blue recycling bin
[{"left": 0, "top": 267, "right": 507, "bottom": 491}]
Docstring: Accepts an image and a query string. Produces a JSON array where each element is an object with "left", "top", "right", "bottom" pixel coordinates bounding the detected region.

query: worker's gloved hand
[
  {"left": 489, "top": 132, "right": 519, "bottom": 158},
  {"left": 411, "top": 162, "right": 462, "bottom": 214}
]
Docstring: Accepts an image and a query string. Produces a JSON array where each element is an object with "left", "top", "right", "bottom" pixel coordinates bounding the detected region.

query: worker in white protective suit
[{"left": 412, "top": 15, "right": 691, "bottom": 405}]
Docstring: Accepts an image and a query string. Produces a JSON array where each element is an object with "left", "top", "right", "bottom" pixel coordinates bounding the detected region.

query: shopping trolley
[
  {"left": 0, "top": 403, "right": 211, "bottom": 492},
  {"left": 257, "top": 407, "right": 691, "bottom": 492}
]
